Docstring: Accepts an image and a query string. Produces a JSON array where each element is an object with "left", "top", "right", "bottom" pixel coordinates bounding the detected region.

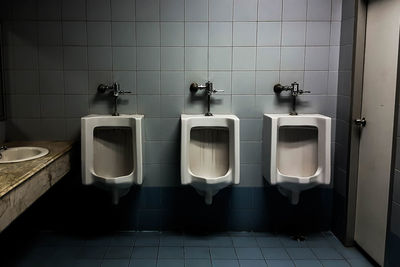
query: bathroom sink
[{"left": 0, "top": 147, "right": 49, "bottom": 163}]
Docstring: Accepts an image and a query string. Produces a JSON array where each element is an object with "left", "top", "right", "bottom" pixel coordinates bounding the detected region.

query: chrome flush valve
[
  {"left": 98, "top": 82, "right": 131, "bottom": 116},
  {"left": 190, "top": 81, "right": 224, "bottom": 116},
  {"left": 273, "top": 82, "right": 311, "bottom": 115}
]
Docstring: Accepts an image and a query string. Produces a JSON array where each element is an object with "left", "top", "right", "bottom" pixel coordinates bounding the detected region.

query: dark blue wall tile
[
  {"left": 386, "top": 232, "right": 400, "bottom": 267},
  {"left": 390, "top": 202, "right": 400, "bottom": 237},
  {"left": 230, "top": 188, "right": 254, "bottom": 210},
  {"left": 9, "top": 172, "right": 333, "bottom": 233},
  {"left": 229, "top": 210, "right": 258, "bottom": 231},
  {"left": 138, "top": 210, "right": 162, "bottom": 230},
  {"left": 143, "top": 188, "right": 162, "bottom": 209},
  {"left": 393, "top": 170, "right": 400, "bottom": 204}
]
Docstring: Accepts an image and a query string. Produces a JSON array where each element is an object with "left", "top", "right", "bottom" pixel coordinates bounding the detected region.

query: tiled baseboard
[
  {"left": 386, "top": 232, "right": 400, "bottom": 266},
  {"left": 331, "top": 192, "right": 347, "bottom": 243},
  {"left": 17, "top": 174, "right": 333, "bottom": 233}
]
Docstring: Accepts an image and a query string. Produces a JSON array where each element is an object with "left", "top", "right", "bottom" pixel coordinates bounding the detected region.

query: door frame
[
  {"left": 343, "top": 0, "right": 367, "bottom": 246},
  {"left": 384, "top": 27, "right": 400, "bottom": 266}
]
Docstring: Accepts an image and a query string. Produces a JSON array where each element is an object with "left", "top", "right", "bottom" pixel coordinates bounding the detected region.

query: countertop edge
[{"left": 0, "top": 141, "right": 75, "bottom": 198}]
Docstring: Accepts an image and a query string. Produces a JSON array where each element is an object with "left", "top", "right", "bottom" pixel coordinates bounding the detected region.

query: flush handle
[{"left": 354, "top": 117, "right": 367, "bottom": 127}]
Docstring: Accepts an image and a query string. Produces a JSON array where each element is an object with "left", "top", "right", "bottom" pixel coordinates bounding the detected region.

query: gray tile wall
[
  {"left": 334, "top": 0, "right": 353, "bottom": 198},
  {"left": 386, "top": 109, "right": 400, "bottom": 265},
  {"left": 1, "top": 0, "right": 341, "bottom": 188},
  {"left": 388, "top": 106, "right": 400, "bottom": 265},
  {"left": 331, "top": 0, "right": 354, "bottom": 240}
]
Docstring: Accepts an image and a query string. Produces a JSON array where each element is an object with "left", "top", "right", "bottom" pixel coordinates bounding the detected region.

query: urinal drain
[{"left": 291, "top": 234, "right": 306, "bottom": 241}]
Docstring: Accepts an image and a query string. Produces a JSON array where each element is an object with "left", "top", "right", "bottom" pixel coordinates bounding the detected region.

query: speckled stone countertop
[{"left": 0, "top": 141, "right": 74, "bottom": 198}]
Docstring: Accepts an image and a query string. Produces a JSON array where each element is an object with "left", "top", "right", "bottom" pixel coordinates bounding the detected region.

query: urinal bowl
[
  {"left": 90, "top": 171, "right": 136, "bottom": 205},
  {"left": 81, "top": 115, "right": 143, "bottom": 204},
  {"left": 262, "top": 114, "right": 331, "bottom": 204},
  {"left": 275, "top": 169, "right": 322, "bottom": 205},
  {"left": 181, "top": 115, "right": 240, "bottom": 204}
]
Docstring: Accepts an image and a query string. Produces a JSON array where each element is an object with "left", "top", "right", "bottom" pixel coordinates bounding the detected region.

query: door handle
[{"left": 354, "top": 117, "right": 367, "bottom": 127}]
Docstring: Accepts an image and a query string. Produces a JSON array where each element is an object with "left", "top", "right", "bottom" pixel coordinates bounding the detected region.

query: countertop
[{"left": 0, "top": 141, "right": 74, "bottom": 198}]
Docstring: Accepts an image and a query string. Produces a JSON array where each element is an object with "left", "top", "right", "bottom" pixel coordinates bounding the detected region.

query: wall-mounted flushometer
[
  {"left": 190, "top": 81, "right": 224, "bottom": 116},
  {"left": 273, "top": 82, "right": 310, "bottom": 115},
  {"left": 98, "top": 82, "right": 131, "bottom": 116}
]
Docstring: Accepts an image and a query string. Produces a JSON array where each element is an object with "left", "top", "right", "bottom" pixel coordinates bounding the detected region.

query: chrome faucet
[
  {"left": 0, "top": 146, "right": 7, "bottom": 160},
  {"left": 273, "top": 82, "right": 310, "bottom": 115},
  {"left": 98, "top": 82, "right": 131, "bottom": 116},
  {"left": 190, "top": 81, "right": 224, "bottom": 116}
]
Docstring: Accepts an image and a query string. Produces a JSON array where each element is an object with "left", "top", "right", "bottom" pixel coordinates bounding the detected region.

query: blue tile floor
[{"left": 0, "top": 231, "right": 375, "bottom": 267}]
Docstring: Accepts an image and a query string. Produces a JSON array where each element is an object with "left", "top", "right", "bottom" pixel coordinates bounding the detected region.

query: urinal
[
  {"left": 181, "top": 114, "right": 240, "bottom": 204},
  {"left": 81, "top": 114, "right": 143, "bottom": 204},
  {"left": 262, "top": 114, "right": 331, "bottom": 204}
]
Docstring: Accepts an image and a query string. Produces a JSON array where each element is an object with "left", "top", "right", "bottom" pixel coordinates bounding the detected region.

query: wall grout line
[
  {"left": 254, "top": 0, "right": 259, "bottom": 97},
  {"left": 230, "top": 0, "right": 235, "bottom": 110},
  {"left": 2, "top": 0, "right": 341, "bottom": 161},
  {"left": 278, "top": 0, "right": 284, "bottom": 85},
  {"left": 134, "top": 0, "right": 138, "bottom": 113}
]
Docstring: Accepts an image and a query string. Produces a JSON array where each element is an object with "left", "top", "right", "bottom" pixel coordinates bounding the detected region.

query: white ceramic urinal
[
  {"left": 181, "top": 114, "right": 240, "bottom": 204},
  {"left": 81, "top": 115, "right": 143, "bottom": 204},
  {"left": 262, "top": 114, "right": 331, "bottom": 204}
]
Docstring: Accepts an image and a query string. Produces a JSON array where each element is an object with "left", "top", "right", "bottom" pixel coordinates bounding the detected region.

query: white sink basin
[{"left": 0, "top": 147, "right": 49, "bottom": 163}]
